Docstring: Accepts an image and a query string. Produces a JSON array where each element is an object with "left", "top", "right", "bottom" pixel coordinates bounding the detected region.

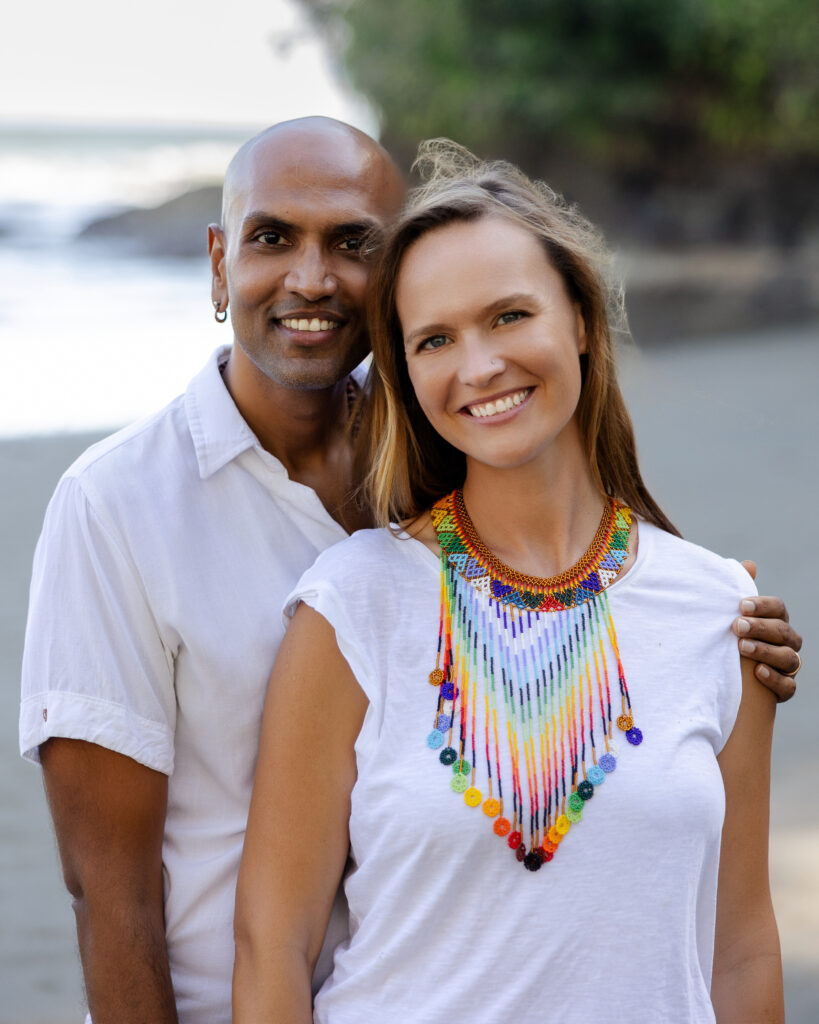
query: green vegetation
[{"left": 297, "top": 0, "right": 818, "bottom": 172}]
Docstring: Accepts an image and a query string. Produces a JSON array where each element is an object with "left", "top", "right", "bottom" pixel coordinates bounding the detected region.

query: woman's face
[{"left": 397, "top": 215, "right": 587, "bottom": 475}]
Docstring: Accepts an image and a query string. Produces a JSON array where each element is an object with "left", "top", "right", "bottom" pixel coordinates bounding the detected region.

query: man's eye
[
  {"left": 337, "top": 236, "right": 364, "bottom": 252},
  {"left": 419, "top": 335, "right": 450, "bottom": 351},
  {"left": 498, "top": 310, "right": 525, "bottom": 325},
  {"left": 256, "top": 231, "right": 287, "bottom": 246}
]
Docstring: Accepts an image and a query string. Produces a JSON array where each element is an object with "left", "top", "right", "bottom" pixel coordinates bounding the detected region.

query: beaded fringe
[{"left": 426, "top": 493, "right": 642, "bottom": 872}]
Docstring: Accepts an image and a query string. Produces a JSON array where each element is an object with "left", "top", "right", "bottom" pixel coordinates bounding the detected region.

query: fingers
[
  {"left": 733, "top": 591, "right": 803, "bottom": 703},
  {"left": 734, "top": 615, "right": 802, "bottom": 651},
  {"left": 740, "top": 559, "right": 757, "bottom": 581},
  {"left": 747, "top": 660, "right": 797, "bottom": 703},
  {"left": 739, "top": 595, "right": 790, "bottom": 624}
]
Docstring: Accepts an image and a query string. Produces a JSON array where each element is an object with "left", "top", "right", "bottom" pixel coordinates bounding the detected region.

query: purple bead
[{"left": 626, "top": 727, "right": 643, "bottom": 746}]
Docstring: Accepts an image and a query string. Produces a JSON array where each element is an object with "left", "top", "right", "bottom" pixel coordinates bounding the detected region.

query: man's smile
[{"left": 278, "top": 316, "right": 342, "bottom": 333}]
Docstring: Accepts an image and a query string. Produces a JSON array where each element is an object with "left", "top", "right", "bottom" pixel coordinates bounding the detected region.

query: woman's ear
[{"left": 575, "top": 305, "right": 588, "bottom": 355}]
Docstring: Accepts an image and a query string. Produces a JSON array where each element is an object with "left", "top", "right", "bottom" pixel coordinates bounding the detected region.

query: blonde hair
[{"left": 356, "top": 139, "right": 678, "bottom": 535}]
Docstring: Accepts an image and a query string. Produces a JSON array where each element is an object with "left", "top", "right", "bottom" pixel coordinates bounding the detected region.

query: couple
[{"left": 22, "top": 118, "right": 799, "bottom": 1023}]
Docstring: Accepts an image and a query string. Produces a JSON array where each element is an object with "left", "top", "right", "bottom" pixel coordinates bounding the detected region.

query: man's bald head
[
  {"left": 208, "top": 116, "right": 405, "bottom": 394},
  {"left": 220, "top": 116, "right": 404, "bottom": 234}
]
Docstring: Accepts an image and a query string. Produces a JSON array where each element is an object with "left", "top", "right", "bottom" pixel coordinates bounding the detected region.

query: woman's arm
[
  {"left": 712, "top": 656, "right": 784, "bottom": 1023},
  {"left": 233, "top": 604, "right": 368, "bottom": 1024}
]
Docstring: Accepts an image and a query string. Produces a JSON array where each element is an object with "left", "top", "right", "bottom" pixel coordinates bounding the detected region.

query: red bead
[{"left": 507, "top": 830, "right": 522, "bottom": 849}]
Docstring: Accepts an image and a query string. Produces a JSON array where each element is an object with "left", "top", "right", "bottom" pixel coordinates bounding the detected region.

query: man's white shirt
[{"left": 20, "top": 347, "right": 350, "bottom": 1023}]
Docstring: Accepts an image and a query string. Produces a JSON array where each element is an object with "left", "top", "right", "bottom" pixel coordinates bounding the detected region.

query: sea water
[{"left": 0, "top": 124, "right": 251, "bottom": 437}]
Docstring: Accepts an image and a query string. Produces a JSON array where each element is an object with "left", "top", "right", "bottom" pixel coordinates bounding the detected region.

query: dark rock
[
  {"left": 622, "top": 246, "right": 819, "bottom": 344},
  {"left": 78, "top": 185, "right": 222, "bottom": 259}
]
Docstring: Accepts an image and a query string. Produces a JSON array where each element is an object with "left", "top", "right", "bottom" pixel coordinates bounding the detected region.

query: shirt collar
[{"left": 185, "top": 346, "right": 260, "bottom": 479}]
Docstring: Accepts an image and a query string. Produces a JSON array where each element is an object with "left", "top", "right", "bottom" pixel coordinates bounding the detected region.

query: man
[{"left": 19, "top": 117, "right": 802, "bottom": 1023}]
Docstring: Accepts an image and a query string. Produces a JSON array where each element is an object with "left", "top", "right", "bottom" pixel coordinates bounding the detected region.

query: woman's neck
[{"left": 460, "top": 452, "right": 605, "bottom": 581}]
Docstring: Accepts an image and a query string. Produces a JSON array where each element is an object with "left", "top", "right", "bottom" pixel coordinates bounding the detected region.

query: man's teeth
[
  {"left": 280, "top": 317, "right": 339, "bottom": 332},
  {"left": 468, "top": 389, "right": 530, "bottom": 418}
]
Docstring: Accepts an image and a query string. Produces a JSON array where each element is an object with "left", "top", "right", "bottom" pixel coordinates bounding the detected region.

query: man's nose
[{"left": 283, "top": 243, "right": 337, "bottom": 301}]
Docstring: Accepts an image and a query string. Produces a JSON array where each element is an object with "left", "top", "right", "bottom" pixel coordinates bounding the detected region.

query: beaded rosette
[{"left": 426, "top": 490, "right": 641, "bottom": 872}]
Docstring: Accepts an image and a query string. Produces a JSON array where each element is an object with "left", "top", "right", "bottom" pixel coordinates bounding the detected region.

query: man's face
[{"left": 211, "top": 129, "right": 404, "bottom": 391}]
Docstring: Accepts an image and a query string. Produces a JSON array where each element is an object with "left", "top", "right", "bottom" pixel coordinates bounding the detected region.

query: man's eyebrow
[
  {"left": 238, "top": 214, "right": 381, "bottom": 237},
  {"left": 404, "top": 293, "right": 538, "bottom": 347},
  {"left": 330, "top": 220, "right": 381, "bottom": 236},
  {"left": 240, "top": 213, "right": 295, "bottom": 235}
]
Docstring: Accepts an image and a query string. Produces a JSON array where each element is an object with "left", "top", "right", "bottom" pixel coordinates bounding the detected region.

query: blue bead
[
  {"left": 426, "top": 729, "right": 444, "bottom": 749},
  {"left": 599, "top": 753, "right": 617, "bottom": 773},
  {"left": 441, "top": 682, "right": 455, "bottom": 700},
  {"left": 436, "top": 713, "right": 451, "bottom": 731},
  {"left": 588, "top": 765, "right": 605, "bottom": 786},
  {"left": 626, "top": 727, "right": 643, "bottom": 746}
]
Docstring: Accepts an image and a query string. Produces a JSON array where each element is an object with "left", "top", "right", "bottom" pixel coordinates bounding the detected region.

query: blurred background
[{"left": 1, "top": 0, "right": 816, "bottom": 1020}]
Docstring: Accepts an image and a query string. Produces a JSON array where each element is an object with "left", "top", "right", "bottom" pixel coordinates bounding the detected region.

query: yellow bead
[
  {"left": 556, "top": 814, "right": 571, "bottom": 835},
  {"left": 464, "top": 787, "right": 482, "bottom": 807},
  {"left": 428, "top": 668, "right": 445, "bottom": 686}
]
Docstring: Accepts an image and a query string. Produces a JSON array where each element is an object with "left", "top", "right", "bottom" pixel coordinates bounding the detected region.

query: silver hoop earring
[{"left": 214, "top": 301, "right": 227, "bottom": 324}]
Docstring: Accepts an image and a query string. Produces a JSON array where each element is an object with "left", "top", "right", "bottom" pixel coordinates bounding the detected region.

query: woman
[{"left": 233, "top": 142, "right": 783, "bottom": 1023}]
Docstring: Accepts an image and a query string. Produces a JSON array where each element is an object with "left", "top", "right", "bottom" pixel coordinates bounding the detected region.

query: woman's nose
[{"left": 457, "top": 336, "right": 505, "bottom": 388}]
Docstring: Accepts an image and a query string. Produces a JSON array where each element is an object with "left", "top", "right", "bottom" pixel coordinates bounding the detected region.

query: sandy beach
[{"left": 2, "top": 322, "right": 817, "bottom": 1023}]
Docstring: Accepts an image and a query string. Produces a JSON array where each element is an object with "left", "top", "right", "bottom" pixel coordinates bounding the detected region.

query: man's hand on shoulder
[
  {"left": 734, "top": 560, "right": 803, "bottom": 703},
  {"left": 41, "top": 739, "right": 178, "bottom": 1024}
]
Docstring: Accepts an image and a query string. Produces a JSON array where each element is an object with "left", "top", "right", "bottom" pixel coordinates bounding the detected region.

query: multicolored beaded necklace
[{"left": 426, "top": 489, "right": 642, "bottom": 872}]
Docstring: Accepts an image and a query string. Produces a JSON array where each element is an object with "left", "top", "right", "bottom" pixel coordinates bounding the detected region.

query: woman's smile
[{"left": 460, "top": 386, "right": 534, "bottom": 420}]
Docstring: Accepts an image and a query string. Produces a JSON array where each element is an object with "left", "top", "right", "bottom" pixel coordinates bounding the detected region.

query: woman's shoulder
[
  {"left": 636, "top": 520, "right": 755, "bottom": 600},
  {"left": 295, "top": 525, "right": 431, "bottom": 594}
]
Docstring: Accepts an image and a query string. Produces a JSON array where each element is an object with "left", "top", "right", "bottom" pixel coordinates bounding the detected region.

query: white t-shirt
[
  {"left": 286, "top": 520, "right": 751, "bottom": 1024},
  {"left": 20, "top": 347, "right": 350, "bottom": 1023}
]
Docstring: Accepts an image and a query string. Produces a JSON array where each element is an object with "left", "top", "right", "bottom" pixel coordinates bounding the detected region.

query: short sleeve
[
  {"left": 283, "top": 545, "right": 386, "bottom": 754},
  {"left": 20, "top": 474, "right": 176, "bottom": 772},
  {"left": 284, "top": 576, "right": 381, "bottom": 715},
  {"left": 715, "top": 557, "right": 758, "bottom": 752}
]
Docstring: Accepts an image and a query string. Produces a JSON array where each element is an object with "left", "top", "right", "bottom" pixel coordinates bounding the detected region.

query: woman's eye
[
  {"left": 498, "top": 310, "right": 525, "bottom": 325},
  {"left": 337, "top": 236, "right": 364, "bottom": 252},
  {"left": 419, "top": 335, "right": 450, "bottom": 351}
]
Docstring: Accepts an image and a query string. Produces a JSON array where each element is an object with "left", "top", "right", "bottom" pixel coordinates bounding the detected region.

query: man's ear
[{"left": 208, "top": 224, "right": 227, "bottom": 310}]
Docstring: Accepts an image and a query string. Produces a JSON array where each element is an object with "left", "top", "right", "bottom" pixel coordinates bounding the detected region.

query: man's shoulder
[{"left": 63, "top": 394, "right": 193, "bottom": 494}]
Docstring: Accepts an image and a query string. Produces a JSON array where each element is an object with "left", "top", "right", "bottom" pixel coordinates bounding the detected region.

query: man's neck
[
  {"left": 222, "top": 348, "right": 345, "bottom": 467},
  {"left": 221, "top": 348, "right": 371, "bottom": 532}
]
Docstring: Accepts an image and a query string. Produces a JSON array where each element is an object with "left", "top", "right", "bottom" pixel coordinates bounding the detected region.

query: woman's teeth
[
  {"left": 280, "top": 317, "right": 339, "bottom": 332},
  {"left": 468, "top": 389, "right": 530, "bottom": 418}
]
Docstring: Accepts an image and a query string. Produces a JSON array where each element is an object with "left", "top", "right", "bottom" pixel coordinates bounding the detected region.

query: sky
[{"left": 0, "top": 0, "right": 374, "bottom": 132}]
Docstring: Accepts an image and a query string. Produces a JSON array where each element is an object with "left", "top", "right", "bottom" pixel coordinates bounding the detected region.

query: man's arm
[
  {"left": 735, "top": 561, "right": 803, "bottom": 702},
  {"left": 41, "top": 739, "right": 178, "bottom": 1024}
]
